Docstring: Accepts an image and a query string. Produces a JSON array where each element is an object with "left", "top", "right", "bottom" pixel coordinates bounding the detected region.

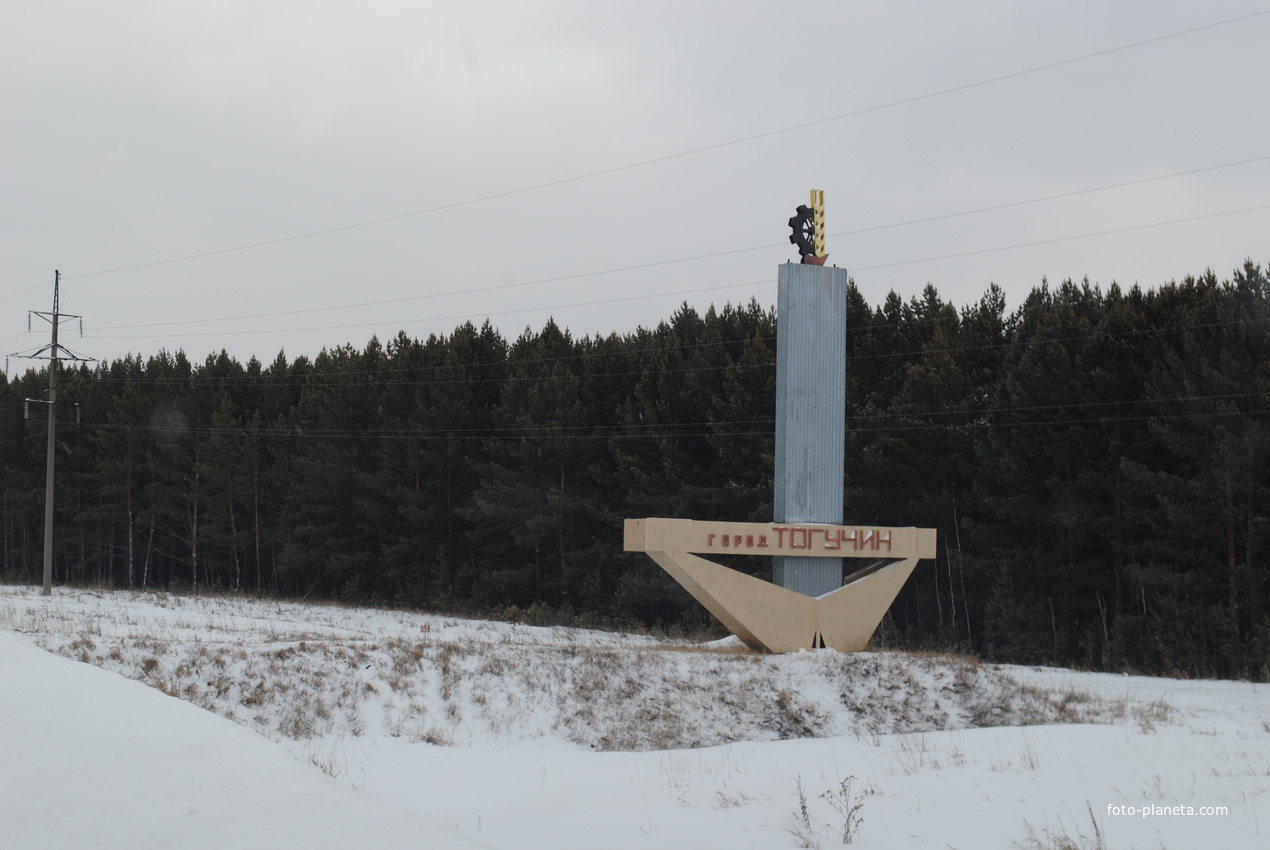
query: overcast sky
[{"left": 3, "top": 1, "right": 1268, "bottom": 368}]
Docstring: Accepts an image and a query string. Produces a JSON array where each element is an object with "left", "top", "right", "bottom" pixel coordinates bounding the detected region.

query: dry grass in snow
[
  {"left": 5, "top": 584, "right": 1268, "bottom": 850},
  {"left": 1, "top": 585, "right": 1164, "bottom": 753}
]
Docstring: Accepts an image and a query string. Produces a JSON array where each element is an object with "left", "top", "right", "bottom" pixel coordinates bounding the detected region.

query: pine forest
[{"left": 1, "top": 262, "right": 1267, "bottom": 680}]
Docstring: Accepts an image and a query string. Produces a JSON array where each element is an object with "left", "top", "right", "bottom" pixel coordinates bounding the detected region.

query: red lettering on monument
[{"left": 648, "top": 523, "right": 902, "bottom": 556}]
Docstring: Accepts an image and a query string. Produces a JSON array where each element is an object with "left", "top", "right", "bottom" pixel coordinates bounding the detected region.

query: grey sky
[{"left": 3, "top": 1, "right": 1268, "bottom": 367}]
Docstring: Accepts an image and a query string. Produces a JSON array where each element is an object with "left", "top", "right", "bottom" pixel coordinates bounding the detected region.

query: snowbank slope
[{"left": 0, "top": 630, "right": 489, "bottom": 850}]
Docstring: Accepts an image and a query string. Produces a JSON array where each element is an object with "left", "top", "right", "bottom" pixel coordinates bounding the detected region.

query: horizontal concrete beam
[{"left": 623, "top": 518, "right": 936, "bottom": 561}]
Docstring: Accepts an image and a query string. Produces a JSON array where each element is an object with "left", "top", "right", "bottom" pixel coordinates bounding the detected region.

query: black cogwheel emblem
[{"left": 788, "top": 204, "right": 815, "bottom": 257}]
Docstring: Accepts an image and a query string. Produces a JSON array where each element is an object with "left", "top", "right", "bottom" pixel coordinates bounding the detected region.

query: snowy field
[{"left": 2, "top": 585, "right": 1267, "bottom": 849}]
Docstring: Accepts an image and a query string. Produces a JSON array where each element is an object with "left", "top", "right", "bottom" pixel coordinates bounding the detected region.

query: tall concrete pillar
[{"left": 773, "top": 263, "right": 847, "bottom": 597}]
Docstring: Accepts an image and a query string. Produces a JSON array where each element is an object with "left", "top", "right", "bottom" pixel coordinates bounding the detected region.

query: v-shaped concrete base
[{"left": 648, "top": 550, "right": 918, "bottom": 653}]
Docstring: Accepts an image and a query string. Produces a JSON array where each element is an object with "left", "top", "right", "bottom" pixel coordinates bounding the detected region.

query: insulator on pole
[{"left": 24, "top": 401, "right": 29, "bottom": 420}]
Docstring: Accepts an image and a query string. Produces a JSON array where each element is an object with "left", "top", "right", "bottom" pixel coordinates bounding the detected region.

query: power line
[
  {"left": 23, "top": 322, "right": 780, "bottom": 383},
  {"left": 78, "top": 152, "right": 1270, "bottom": 334},
  {"left": 853, "top": 203, "right": 1270, "bottom": 273},
  {"left": 64, "top": 389, "right": 1267, "bottom": 443},
  {"left": 60, "top": 9, "right": 1270, "bottom": 283},
  {"left": 87, "top": 280, "right": 769, "bottom": 339},
  {"left": 847, "top": 390, "right": 1270, "bottom": 424},
  {"left": 45, "top": 303, "right": 1268, "bottom": 391},
  {"left": 850, "top": 406, "right": 1268, "bottom": 435},
  {"left": 837, "top": 153, "right": 1270, "bottom": 238},
  {"left": 0, "top": 281, "right": 53, "bottom": 305},
  {"left": 6, "top": 338, "right": 1264, "bottom": 443},
  {"left": 84, "top": 200, "right": 1270, "bottom": 346}
]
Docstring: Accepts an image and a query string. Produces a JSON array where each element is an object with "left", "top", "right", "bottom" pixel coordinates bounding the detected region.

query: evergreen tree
[{"left": 278, "top": 341, "right": 386, "bottom": 600}]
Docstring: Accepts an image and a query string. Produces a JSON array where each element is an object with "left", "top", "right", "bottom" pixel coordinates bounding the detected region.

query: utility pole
[
  {"left": 42, "top": 275, "right": 60, "bottom": 597},
  {"left": 9, "top": 271, "right": 93, "bottom": 596}
]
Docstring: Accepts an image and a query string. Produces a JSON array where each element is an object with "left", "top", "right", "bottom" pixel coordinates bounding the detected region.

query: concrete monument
[{"left": 624, "top": 192, "right": 935, "bottom": 652}]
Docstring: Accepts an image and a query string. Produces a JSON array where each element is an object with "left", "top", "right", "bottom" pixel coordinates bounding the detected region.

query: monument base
[{"left": 625, "top": 518, "right": 936, "bottom": 653}]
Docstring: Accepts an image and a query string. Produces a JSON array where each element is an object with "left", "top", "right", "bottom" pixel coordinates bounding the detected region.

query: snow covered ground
[
  {"left": 2, "top": 585, "right": 1268, "bottom": 849},
  {"left": 0, "top": 628, "right": 490, "bottom": 850}
]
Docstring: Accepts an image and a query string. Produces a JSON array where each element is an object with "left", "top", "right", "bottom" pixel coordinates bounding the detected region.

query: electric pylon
[{"left": 8, "top": 271, "right": 94, "bottom": 595}]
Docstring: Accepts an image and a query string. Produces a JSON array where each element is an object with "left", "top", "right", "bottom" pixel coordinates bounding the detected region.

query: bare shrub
[
  {"left": 821, "top": 775, "right": 867, "bottom": 844},
  {"left": 791, "top": 776, "right": 821, "bottom": 850}
]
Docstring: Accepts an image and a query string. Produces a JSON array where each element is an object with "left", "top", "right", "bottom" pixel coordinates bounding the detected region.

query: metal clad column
[{"left": 773, "top": 263, "right": 847, "bottom": 597}]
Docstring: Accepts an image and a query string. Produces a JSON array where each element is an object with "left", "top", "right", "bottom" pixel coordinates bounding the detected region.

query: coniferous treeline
[{"left": 2, "top": 262, "right": 1266, "bottom": 678}]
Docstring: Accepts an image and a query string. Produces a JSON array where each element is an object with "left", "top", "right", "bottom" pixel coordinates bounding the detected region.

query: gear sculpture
[
  {"left": 788, "top": 204, "right": 815, "bottom": 256},
  {"left": 788, "top": 189, "right": 828, "bottom": 265}
]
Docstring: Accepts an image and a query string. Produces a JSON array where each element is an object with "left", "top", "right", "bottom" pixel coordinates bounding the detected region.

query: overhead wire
[
  {"left": 17, "top": 308, "right": 1264, "bottom": 391},
  {"left": 83, "top": 152, "right": 1270, "bottom": 334},
  {"left": 7, "top": 300, "right": 1266, "bottom": 440},
  {"left": 9, "top": 311, "right": 1264, "bottom": 448},
  {"left": 12, "top": 323, "right": 781, "bottom": 383},
  {"left": 852, "top": 203, "right": 1270, "bottom": 273},
  {"left": 1, "top": 15, "right": 1265, "bottom": 503},
  {"left": 1, "top": 9, "right": 1264, "bottom": 386},
  {"left": 0, "top": 400, "right": 1256, "bottom": 450},
  {"left": 81, "top": 199, "right": 1270, "bottom": 348},
  {"left": 53, "top": 8, "right": 1270, "bottom": 283},
  {"left": 87, "top": 279, "right": 770, "bottom": 340},
  {"left": 56, "top": 387, "right": 1267, "bottom": 444},
  {"left": 0, "top": 281, "right": 53, "bottom": 304}
]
